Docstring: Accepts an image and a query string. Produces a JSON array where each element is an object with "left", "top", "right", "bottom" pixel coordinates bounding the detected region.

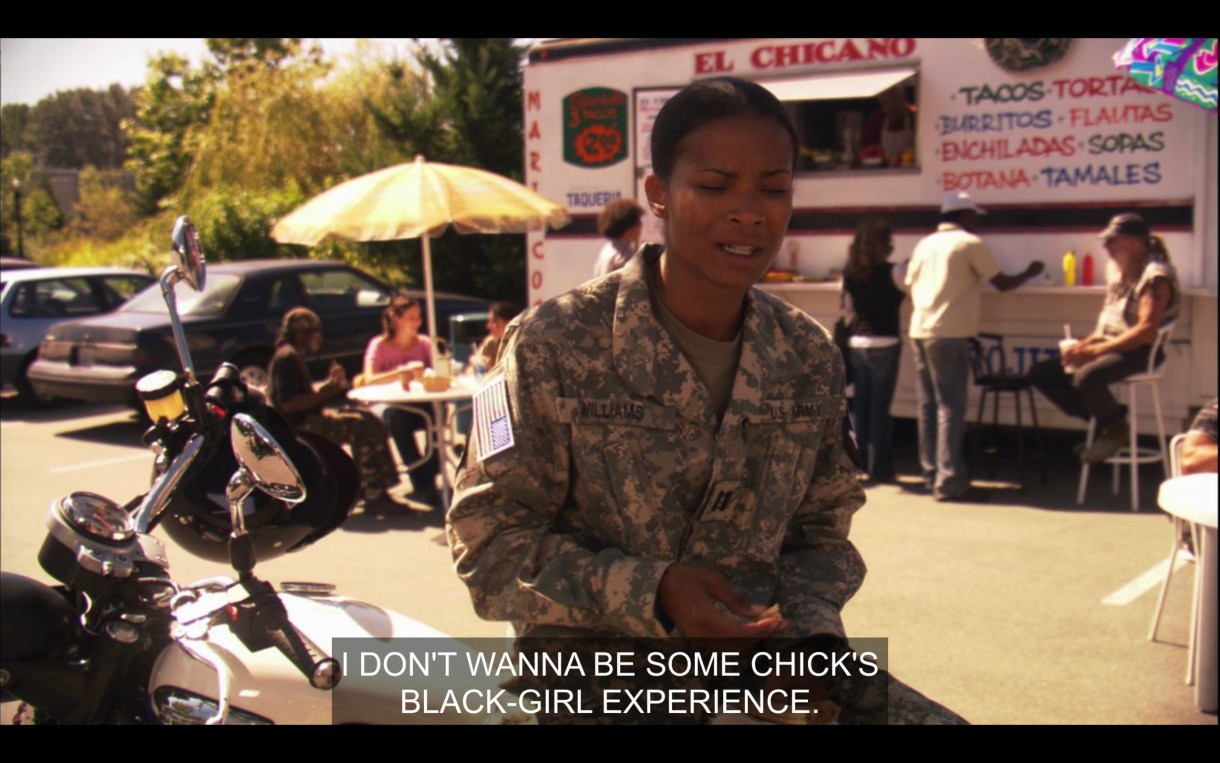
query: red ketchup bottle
[{"left": 1082, "top": 252, "right": 1094, "bottom": 286}]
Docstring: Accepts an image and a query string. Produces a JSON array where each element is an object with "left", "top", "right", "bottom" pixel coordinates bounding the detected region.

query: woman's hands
[
  {"left": 658, "top": 563, "right": 787, "bottom": 650},
  {"left": 658, "top": 563, "right": 835, "bottom": 712},
  {"left": 1062, "top": 338, "right": 1096, "bottom": 367}
]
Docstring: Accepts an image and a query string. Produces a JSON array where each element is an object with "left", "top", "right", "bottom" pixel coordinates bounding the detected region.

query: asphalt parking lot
[{"left": 1, "top": 396, "right": 1213, "bottom": 725}]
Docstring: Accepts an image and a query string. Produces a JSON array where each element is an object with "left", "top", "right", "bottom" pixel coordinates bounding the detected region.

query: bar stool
[
  {"left": 1076, "top": 323, "right": 1175, "bottom": 512},
  {"left": 968, "top": 333, "right": 1046, "bottom": 491}
]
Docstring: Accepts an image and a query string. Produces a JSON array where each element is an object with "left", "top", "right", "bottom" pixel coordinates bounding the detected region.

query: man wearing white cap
[{"left": 905, "top": 191, "right": 1044, "bottom": 501}]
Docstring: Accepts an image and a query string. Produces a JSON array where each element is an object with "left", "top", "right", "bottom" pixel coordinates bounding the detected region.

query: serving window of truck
[
  {"left": 763, "top": 67, "right": 920, "bottom": 173},
  {"left": 524, "top": 38, "right": 1218, "bottom": 432}
]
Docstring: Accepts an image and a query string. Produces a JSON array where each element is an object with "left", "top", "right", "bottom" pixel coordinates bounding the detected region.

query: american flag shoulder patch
[{"left": 474, "top": 376, "right": 516, "bottom": 462}]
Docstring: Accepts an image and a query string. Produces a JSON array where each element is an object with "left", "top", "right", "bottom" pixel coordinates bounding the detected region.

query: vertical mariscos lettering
[
  {"left": 525, "top": 90, "right": 544, "bottom": 179},
  {"left": 525, "top": 89, "right": 543, "bottom": 301}
]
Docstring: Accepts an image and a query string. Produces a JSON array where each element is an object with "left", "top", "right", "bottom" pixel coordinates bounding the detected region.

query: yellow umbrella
[{"left": 271, "top": 154, "right": 569, "bottom": 341}]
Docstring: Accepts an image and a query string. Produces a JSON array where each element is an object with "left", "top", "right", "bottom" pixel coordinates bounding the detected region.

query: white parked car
[{"left": 0, "top": 266, "right": 155, "bottom": 403}]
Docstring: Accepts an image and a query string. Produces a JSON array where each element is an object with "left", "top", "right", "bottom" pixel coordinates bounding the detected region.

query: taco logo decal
[{"left": 564, "top": 88, "right": 628, "bottom": 167}]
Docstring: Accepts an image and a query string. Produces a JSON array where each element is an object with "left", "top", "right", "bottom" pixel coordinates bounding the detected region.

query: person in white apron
[{"left": 861, "top": 85, "right": 915, "bottom": 166}]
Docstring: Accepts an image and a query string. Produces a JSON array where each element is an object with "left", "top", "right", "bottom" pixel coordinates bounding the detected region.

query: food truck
[{"left": 522, "top": 38, "right": 1217, "bottom": 432}]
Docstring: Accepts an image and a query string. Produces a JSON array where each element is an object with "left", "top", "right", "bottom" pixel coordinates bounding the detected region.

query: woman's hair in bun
[{"left": 650, "top": 76, "right": 798, "bottom": 183}]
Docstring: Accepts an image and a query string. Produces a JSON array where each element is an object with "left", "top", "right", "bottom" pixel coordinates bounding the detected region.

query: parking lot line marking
[
  {"left": 49, "top": 453, "right": 150, "bottom": 474},
  {"left": 1102, "top": 556, "right": 1188, "bottom": 606}
]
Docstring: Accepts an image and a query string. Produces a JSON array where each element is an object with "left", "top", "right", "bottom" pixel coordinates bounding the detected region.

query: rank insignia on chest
[
  {"left": 700, "top": 479, "right": 743, "bottom": 519},
  {"left": 474, "top": 376, "right": 516, "bottom": 462}
]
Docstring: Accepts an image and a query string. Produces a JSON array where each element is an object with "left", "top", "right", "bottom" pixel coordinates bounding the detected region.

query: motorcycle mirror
[
  {"left": 171, "top": 216, "right": 207, "bottom": 293},
  {"left": 163, "top": 217, "right": 204, "bottom": 382},
  {"left": 230, "top": 414, "right": 307, "bottom": 507}
]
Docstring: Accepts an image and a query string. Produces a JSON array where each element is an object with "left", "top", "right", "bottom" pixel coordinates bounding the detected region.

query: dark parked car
[
  {"left": 27, "top": 259, "right": 487, "bottom": 407},
  {"left": 2, "top": 266, "right": 156, "bottom": 402}
]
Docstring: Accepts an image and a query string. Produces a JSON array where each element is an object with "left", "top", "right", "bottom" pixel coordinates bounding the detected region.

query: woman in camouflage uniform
[{"left": 448, "top": 77, "right": 962, "bottom": 724}]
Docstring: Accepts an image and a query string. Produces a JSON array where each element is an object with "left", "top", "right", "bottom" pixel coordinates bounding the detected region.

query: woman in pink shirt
[{"left": 362, "top": 294, "right": 440, "bottom": 505}]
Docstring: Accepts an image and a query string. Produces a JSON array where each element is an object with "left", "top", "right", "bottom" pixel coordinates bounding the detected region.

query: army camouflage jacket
[{"left": 447, "top": 246, "right": 867, "bottom": 643}]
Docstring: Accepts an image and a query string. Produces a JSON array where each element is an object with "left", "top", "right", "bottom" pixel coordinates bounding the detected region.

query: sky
[{"left": 0, "top": 38, "right": 417, "bottom": 105}]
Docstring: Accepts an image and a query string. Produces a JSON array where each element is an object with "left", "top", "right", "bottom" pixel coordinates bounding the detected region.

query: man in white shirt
[{"left": 906, "top": 191, "right": 1044, "bottom": 501}]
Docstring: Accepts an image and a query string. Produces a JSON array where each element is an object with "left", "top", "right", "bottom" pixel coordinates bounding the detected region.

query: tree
[
  {"left": 1, "top": 104, "right": 32, "bottom": 158},
  {"left": 124, "top": 39, "right": 334, "bottom": 217},
  {"left": 174, "top": 39, "right": 421, "bottom": 265},
  {"left": 23, "top": 185, "right": 64, "bottom": 236},
  {"left": 371, "top": 39, "right": 526, "bottom": 178},
  {"left": 0, "top": 150, "right": 50, "bottom": 252},
  {"left": 366, "top": 59, "right": 453, "bottom": 165},
  {"left": 27, "top": 86, "right": 133, "bottom": 169},
  {"left": 367, "top": 39, "right": 529, "bottom": 303},
  {"left": 123, "top": 53, "right": 217, "bottom": 215},
  {"left": 415, "top": 38, "right": 526, "bottom": 179},
  {"left": 185, "top": 44, "right": 335, "bottom": 200},
  {"left": 1, "top": 152, "right": 65, "bottom": 252},
  {"left": 320, "top": 41, "right": 414, "bottom": 177},
  {"left": 188, "top": 184, "right": 304, "bottom": 261},
  {"left": 71, "top": 166, "right": 136, "bottom": 240},
  {"left": 1, "top": 152, "right": 33, "bottom": 254},
  {"left": 205, "top": 38, "right": 321, "bottom": 74}
]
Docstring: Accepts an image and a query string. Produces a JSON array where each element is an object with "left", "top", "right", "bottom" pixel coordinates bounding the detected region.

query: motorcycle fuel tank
[{"left": 0, "top": 572, "right": 80, "bottom": 662}]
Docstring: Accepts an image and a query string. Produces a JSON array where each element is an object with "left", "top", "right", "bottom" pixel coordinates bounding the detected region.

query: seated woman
[
  {"left": 361, "top": 294, "right": 441, "bottom": 506},
  {"left": 1028, "top": 213, "right": 1181, "bottom": 464},
  {"left": 266, "top": 307, "right": 404, "bottom": 510},
  {"left": 476, "top": 301, "right": 521, "bottom": 371}
]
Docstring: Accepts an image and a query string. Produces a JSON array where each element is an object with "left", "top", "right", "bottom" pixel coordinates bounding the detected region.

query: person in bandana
[
  {"left": 267, "top": 307, "right": 404, "bottom": 510},
  {"left": 1028, "top": 213, "right": 1181, "bottom": 464}
]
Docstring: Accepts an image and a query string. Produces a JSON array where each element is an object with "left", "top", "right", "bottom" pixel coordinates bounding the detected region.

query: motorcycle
[{"left": 0, "top": 217, "right": 529, "bottom": 725}]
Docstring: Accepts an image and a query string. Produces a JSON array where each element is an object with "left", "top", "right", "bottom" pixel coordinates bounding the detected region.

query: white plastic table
[
  {"left": 1157, "top": 472, "right": 1218, "bottom": 713},
  {"left": 347, "top": 378, "right": 478, "bottom": 509}
]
